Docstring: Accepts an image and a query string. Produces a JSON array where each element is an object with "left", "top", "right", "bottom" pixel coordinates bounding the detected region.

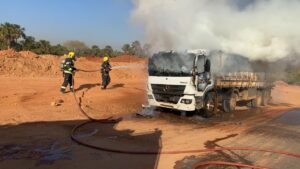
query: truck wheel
[
  {"left": 222, "top": 93, "right": 237, "bottom": 113},
  {"left": 261, "top": 90, "right": 271, "bottom": 106},
  {"left": 204, "top": 92, "right": 217, "bottom": 116},
  {"left": 251, "top": 91, "right": 262, "bottom": 107}
]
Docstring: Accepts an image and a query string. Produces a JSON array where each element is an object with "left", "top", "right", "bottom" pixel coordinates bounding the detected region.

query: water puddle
[
  {"left": 272, "top": 109, "right": 300, "bottom": 125},
  {"left": 0, "top": 140, "right": 73, "bottom": 165}
]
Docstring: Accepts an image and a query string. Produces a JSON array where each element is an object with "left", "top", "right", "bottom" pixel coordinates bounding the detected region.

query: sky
[{"left": 0, "top": 0, "right": 141, "bottom": 49}]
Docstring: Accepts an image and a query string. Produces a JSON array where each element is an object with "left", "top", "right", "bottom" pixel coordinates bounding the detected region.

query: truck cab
[{"left": 147, "top": 49, "right": 212, "bottom": 112}]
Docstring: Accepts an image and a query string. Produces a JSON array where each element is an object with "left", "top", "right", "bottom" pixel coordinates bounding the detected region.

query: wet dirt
[
  {"left": 0, "top": 141, "right": 73, "bottom": 165},
  {"left": 272, "top": 109, "right": 300, "bottom": 125}
]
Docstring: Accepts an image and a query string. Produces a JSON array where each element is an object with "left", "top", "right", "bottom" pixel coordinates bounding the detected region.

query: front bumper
[{"left": 147, "top": 93, "right": 196, "bottom": 111}]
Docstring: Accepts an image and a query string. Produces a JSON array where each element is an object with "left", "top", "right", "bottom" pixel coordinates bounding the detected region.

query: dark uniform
[
  {"left": 101, "top": 61, "right": 111, "bottom": 89},
  {"left": 60, "top": 58, "right": 77, "bottom": 93}
]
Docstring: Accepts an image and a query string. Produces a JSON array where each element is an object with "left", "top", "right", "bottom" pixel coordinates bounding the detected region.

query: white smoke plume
[{"left": 131, "top": 0, "right": 300, "bottom": 61}]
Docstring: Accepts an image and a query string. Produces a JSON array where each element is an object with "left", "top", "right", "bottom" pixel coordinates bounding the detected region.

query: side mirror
[{"left": 204, "top": 59, "right": 211, "bottom": 72}]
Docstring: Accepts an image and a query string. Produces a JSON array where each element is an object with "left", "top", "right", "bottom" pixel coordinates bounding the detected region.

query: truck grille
[
  {"left": 151, "top": 84, "right": 186, "bottom": 104},
  {"left": 151, "top": 84, "right": 186, "bottom": 95}
]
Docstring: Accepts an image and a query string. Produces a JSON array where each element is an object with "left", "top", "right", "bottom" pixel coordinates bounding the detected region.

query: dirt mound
[
  {"left": 0, "top": 50, "right": 40, "bottom": 59},
  {"left": 0, "top": 50, "right": 60, "bottom": 77},
  {"left": 0, "top": 49, "right": 22, "bottom": 58},
  {"left": 19, "top": 51, "right": 39, "bottom": 58},
  {"left": 272, "top": 81, "right": 300, "bottom": 106},
  {"left": 0, "top": 50, "right": 146, "bottom": 78},
  {"left": 274, "top": 81, "right": 289, "bottom": 86}
]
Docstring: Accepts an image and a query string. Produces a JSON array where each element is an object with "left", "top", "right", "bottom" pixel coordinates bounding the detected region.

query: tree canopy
[
  {"left": 0, "top": 22, "right": 151, "bottom": 57},
  {"left": 0, "top": 22, "right": 25, "bottom": 49}
]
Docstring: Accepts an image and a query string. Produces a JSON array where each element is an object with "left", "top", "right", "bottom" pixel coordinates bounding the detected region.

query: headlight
[{"left": 180, "top": 99, "right": 192, "bottom": 104}]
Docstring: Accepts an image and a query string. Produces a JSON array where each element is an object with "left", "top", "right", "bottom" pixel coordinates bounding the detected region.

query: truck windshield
[{"left": 148, "top": 52, "right": 195, "bottom": 76}]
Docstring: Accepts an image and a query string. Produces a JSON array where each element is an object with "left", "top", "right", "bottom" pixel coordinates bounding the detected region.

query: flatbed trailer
[
  {"left": 204, "top": 72, "right": 273, "bottom": 114},
  {"left": 215, "top": 72, "right": 272, "bottom": 89}
]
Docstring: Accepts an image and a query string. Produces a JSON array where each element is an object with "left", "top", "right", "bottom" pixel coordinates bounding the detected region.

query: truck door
[{"left": 196, "top": 55, "right": 207, "bottom": 92}]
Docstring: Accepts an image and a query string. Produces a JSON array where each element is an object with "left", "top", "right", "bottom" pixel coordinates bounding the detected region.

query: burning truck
[{"left": 146, "top": 49, "right": 273, "bottom": 115}]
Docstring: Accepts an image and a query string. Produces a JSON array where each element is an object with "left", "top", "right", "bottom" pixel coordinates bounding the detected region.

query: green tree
[
  {"left": 20, "top": 36, "right": 36, "bottom": 51},
  {"left": 0, "top": 22, "right": 25, "bottom": 49},
  {"left": 12, "top": 42, "right": 23, "bottom": 51},
  {"left": 131, "top": 40, "right": 143, "bottom": 56},
  {"left": 103, "top": 45, "right": 113, "bottom": 56},
  {"left": 82, "top": 48, "right": 93, "bottom": 56},
  {"left": 122, "top": 43, "right": 131, "bottom": 54},
  {"left": 34, "top": 40, "right": 51, "bottom": 54},
  {"left": 112, "top": 49, "right": 123, "bottom": 57},
  {"left": 0, "top": 40, "right": 5, "bottom": 50},
  {"left": 50, "top": 44, "right": 68, "bottom": 56},
  {"left": 91, "top": 45, "right": 101, "bottom": 56}
]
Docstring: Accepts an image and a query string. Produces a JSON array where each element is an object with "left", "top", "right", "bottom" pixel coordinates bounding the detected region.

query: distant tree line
[{"left": 0, "top": 22, "right": 151, "bottom": 57}]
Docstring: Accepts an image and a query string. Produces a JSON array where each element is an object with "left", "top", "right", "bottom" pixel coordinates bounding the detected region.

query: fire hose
[
  {"left": 70, "top": 76, "right": 300, "bottom": 169},
  {"left": 76, "top": 69, "right": 99, "bottom": 73}
]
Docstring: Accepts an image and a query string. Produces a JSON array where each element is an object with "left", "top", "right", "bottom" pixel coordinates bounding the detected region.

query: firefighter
[
  {"left": 60, "top": 52, "right": 77, "bottom": 93},
  {"left": 101, "top": 56, "right": 112, "bottom": 89}
]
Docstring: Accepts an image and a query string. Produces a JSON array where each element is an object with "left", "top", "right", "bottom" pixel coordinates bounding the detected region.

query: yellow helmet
[
  {"left": 68, "top": 51, "right": 75, "bottom": 58},
  {"left": 103, "top": 56, "right": 109, "bottom": 62}
]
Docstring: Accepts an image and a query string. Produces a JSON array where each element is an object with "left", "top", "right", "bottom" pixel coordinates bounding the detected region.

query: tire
[
  {"left": 251, "top": 91, "right": 262, "bottom": 107},
  {"left": 261, "top": 90, "right": 271, "bottom": 106},
  {"left": 222, "top": 93, "right": 237, "bottom": 113},
  {"left": 204, "top": 92, "right": 218, "bottom": 116}
]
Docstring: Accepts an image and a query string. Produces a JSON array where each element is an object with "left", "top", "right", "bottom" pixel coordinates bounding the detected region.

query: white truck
[{"left": 146, "top": 49, "right": 273, "bottom": 115}]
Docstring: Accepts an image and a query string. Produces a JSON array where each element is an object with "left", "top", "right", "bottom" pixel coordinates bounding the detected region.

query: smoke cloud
[{"left": 131, "top": 0, "right": 300, "bottom": 61}]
